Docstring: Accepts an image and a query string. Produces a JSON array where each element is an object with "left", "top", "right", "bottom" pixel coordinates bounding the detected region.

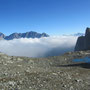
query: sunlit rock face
[{"left": 75, "top": 27, "right": 90, "bottom": 51}]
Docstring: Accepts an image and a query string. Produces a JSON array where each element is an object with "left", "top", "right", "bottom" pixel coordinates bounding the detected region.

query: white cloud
[{"left": 0, "top": 36, "right": 78, "bottom": 57}]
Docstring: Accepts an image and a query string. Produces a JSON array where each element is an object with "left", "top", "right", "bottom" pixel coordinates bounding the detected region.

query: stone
[
  {"left": 74, "top": 36, "right": 85, "bottom": 51},
  {"left": 84, "top": 27, "right": 90, "bottom": 50},
  {"left": 75, "top": 27, "right": 90, "bottom": 51},
  {"left": 0, "top": 50, "right": 90, "bottom": 89}
]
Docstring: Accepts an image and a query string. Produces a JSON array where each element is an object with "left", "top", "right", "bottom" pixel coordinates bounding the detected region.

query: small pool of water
[{"left": 73, "top": 57, "right": 90, "bottom": 63}]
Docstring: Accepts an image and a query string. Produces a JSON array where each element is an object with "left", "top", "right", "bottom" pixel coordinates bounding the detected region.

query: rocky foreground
[{"left": 0, "top": 51, "right": 90, "bottom": 90}]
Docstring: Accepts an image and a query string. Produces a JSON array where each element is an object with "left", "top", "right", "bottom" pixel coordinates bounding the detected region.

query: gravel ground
[{"left": 0, "top": 51, "right": 90, "bottom": 90}]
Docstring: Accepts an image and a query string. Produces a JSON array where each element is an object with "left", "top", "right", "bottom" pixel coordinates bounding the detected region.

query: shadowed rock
[
  {"left": 84, "top": 28, "right": 90, "bottom": 50},
  {"left": 75, "top": 27, "right": 90, "bottom": 51},
  {"left": 75, "top": 36, "right": 85, "bottom": 51}
]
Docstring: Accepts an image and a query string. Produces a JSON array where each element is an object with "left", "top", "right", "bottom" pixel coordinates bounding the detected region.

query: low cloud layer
[{"left": 0, "top": 36, "right": 78, "bottom": 57}]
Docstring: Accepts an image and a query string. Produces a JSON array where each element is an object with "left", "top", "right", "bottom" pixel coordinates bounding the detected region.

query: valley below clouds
[{"left": 0, "top": 36, "right": 78, "bottom": 57}]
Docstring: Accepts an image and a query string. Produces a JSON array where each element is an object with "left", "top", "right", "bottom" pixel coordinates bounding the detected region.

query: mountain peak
[
  {"left": 4, "top": 31, "right": 49, "bottom": 40},
  {"left": 0, "top": 32, "right": 5, "bottom": 39},
  {"left": 85, "top": 27, "right": 90, "bottom": 35}
]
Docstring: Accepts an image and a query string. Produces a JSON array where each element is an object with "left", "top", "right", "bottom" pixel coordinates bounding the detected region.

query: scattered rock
[{"left": 0, "top": 51, "right": 89, "bottom": 89}]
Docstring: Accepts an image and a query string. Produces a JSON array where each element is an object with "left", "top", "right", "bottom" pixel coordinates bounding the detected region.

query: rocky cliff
[{"left": 75, "top": 27, "right": 90, "bottom": 51}]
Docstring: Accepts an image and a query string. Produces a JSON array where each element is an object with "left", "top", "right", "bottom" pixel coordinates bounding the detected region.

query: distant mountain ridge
[
  {"left": 63, "top": 33, "right": 84, "bottom": 37},
  {"left": 73, "top": 33, "right": 84, "bottom": 36},
  {"left": 0, "top": 31, "right": 49, "bottom": 40}
]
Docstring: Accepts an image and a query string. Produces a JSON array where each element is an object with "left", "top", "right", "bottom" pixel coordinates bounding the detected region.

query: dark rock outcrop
[
  {"left": 75, "top": 27, "right": 90, "bottom": 51},
  {"left": 4, "top": 31, "right": 49, "bottom": 40},
  {"left": 84, "top": 28, "right": 90, "bottom": 50},
  {"left": 74, "top": 36, "right": 85, "bottom": 51}
]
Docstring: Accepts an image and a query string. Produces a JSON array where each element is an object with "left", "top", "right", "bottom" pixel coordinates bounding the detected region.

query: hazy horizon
[{"left": 0, "top": 30, "right": 85, "bottom": 36}]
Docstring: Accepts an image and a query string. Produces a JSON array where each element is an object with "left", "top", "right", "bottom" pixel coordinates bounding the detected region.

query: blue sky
[{"left": 0, "top": 0, "right": 90, "bottom": 35}]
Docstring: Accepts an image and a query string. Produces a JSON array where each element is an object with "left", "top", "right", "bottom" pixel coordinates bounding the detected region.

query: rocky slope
[
  {"left": 75, "top": 27, "right": 90, "bottom": 51},
  {"left": 0, "top": 31, "right": 49, "bottom": 40},
  {"left": 0, "top": 51, "right": 90, "bottom": 90}
]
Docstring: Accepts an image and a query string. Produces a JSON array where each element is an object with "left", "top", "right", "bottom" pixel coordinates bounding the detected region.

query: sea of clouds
[{"left": 0, "top": 36, "right": 78, "bottom": 57}]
